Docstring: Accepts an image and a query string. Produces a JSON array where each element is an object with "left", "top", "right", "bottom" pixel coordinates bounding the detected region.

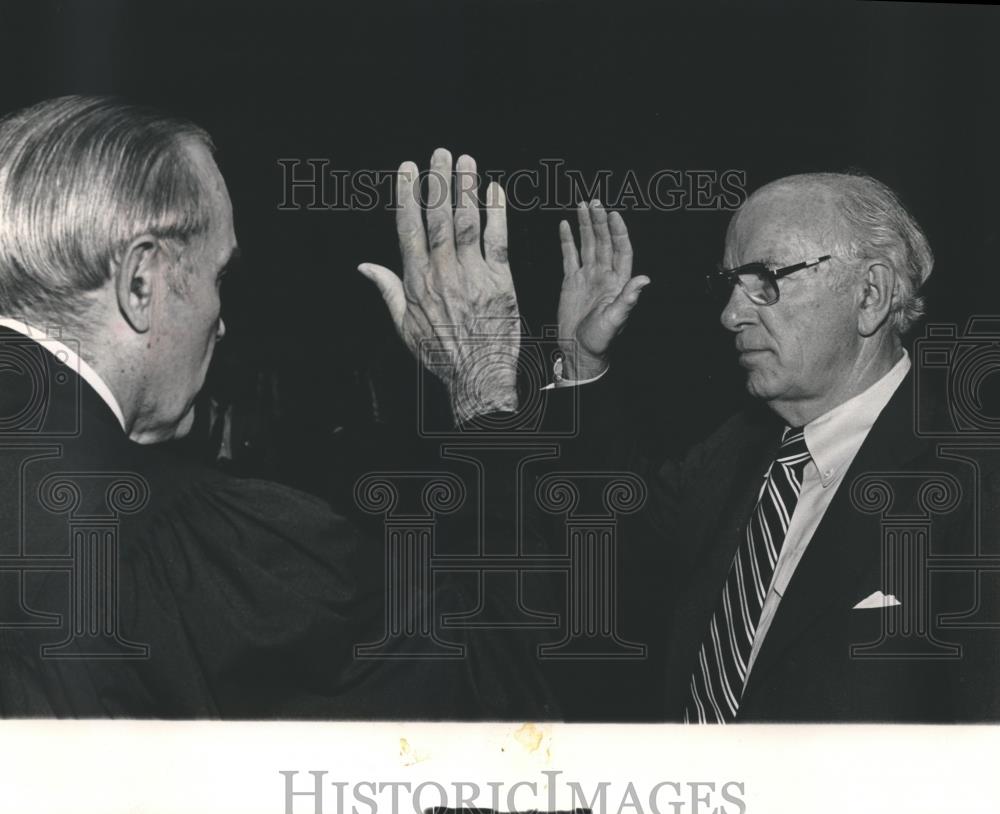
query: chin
[
  {"left": 745, "top": 369, "right": 782, "bottom": 401},
  {"left": 173, "top": 408, "right": 196, "bottom": 439}
]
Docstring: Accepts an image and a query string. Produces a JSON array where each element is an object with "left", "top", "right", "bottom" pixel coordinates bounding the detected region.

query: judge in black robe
[{"left": 0, "top": 325, "right": 553, "bottom": 718}]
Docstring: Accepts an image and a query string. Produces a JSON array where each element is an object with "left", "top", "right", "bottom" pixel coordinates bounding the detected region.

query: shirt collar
[
  {"left": 0, "top": 317, "right": 127, "bottom": 431},
  {"left": 802, "top": 350, "right": 911, "bottom": 488}
]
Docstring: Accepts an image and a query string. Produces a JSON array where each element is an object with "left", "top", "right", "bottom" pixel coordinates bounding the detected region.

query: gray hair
[
  {"left": 0, "top": 95, "right": 214, "bottom": 323},
  {"left": 756, "top": 171, "right": 934, "bottom": 336}
]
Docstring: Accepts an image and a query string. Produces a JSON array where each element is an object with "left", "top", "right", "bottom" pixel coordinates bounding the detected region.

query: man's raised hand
[
  {"left": 557, "top": 200, "right": 650, "bottom": 380},
  {"left": 359, "top": 149, "right": 520, "bottom": 425}
]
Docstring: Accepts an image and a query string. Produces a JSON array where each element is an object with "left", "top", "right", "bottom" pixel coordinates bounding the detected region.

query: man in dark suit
[
  {"left": 555, "top": 175, "right": 1000, "bottom": 721},
  {"left": 365, "top": 160, "right": 1000, "bottom": 721},
  {"left": 0, "top": 96, "right": 550, "bottom": 717},
  {"left": 564, "top": 174, "right": 1000, "bottom": 722}
]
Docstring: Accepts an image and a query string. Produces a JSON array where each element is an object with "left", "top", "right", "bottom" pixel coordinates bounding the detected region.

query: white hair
[
  {"left": 0, "top": 95, "right": 214, "bottom": 325},
  {"left": 748, "top": 171, "right": 934, "bottom": 335}
]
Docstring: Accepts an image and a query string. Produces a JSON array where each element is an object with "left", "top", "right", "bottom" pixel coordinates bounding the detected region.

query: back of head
[{"left": 0, "top": 95, "right": 213, "bottom": 328}]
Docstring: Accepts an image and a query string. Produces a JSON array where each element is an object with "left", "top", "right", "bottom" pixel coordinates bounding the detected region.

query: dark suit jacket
[
  {"left": 0, "top": 327, "right": 552, "bottom": 718},
  {"left": 550, "top": 365, "right": 1000, "bottom": 722}
]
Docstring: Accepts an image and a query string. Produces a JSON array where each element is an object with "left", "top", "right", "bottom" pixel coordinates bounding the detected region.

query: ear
[
  {"left": 114, "top": 234, "right": 168, "bottom": 333},
  {"left": 856, "top": 261, "right": 896, "bottom": 337}
]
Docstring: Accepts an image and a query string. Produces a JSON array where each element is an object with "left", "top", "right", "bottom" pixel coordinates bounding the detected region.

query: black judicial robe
[{"left": 0, "top": 327, "right": 552, "bottom": 718}]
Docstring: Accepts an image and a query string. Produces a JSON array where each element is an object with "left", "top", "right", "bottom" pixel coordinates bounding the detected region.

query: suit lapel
[
  {"left": 665, "top": 407, "right": 781, "bottom": 707},
  {"left": 741, "top": 372, "right": 931, "bottom": 701}
]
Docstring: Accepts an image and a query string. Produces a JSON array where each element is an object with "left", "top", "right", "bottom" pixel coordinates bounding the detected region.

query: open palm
[
  {"left": 557, "top": 201, "right": 650, "bottom": 380},
  {"left": 359, "top": 149, "right": 520, "bottom": 424}
]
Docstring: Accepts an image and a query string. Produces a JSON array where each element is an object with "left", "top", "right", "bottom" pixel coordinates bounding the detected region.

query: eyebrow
[{"left": 721, "top": 256, "right": 778, "bottom": 271}]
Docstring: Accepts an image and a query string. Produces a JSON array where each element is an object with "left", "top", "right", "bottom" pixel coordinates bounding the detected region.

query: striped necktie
[{"left": 685, "top": 426, "right": 812, "bottom": 723}]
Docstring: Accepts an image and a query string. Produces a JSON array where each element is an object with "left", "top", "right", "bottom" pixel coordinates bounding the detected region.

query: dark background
[{"left": 1, "top": 0, "right": 998, "bottom": 500}]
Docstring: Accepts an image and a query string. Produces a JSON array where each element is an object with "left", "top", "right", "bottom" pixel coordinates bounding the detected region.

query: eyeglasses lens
[
  {"left": 736, "top": 267, "right": 778, "bottom": 305},
  {"left": 709, "top": 264, "right": 778, "bottom": 305}
]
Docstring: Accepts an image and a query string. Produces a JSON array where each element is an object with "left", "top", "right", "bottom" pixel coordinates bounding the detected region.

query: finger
[
  {"left": 576, "top": 201, "right": 595, "bottom": 266},
  {"left": 558, "top": 220, "right": 579, "bottom": 276},
  {"left": 603, "top": 275, "right": 651, "bottom": 329},
  {"left": 426, "top": 147, "right": 457, "bottom": 269},
  {"left": 395, "top": 161, "right": 429, "bottom": 276},
  {"left": 358, "top": 263, "right": 406, "bottom": 328},
  {"left": 454, "top": 154, "right": 482, "bottom": 263},
  {"left": 484, "top": 181, "right": 511, "bottom": 273},
  {"left": 608, "top": 210, "right": 634, "bottom": 280},
  {"left": 590, "top": 199, "right": 613, "bottom": 270}
]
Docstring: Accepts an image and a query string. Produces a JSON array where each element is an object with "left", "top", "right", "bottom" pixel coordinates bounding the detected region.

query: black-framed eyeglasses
[{"left": 705, "top": 254, "right": 832, "bottom": 306}]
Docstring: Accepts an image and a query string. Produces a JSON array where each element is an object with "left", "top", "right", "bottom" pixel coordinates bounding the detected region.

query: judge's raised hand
[
  {"left": 557, "top": 200, "right": 650, "bottom": 380},
  {"left": 359, "top": 148, "right": 520, "bottom": 425}
]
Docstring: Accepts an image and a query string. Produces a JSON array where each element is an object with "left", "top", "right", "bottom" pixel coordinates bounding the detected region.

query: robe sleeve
[{"left": 5, "top": 472, "right": 556, "bottom": 719}]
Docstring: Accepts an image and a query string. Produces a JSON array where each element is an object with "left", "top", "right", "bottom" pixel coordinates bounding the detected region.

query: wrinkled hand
[
  {"left": 557, "top": 201, "right": 650, "bottom": 380},
  {"left": 359, "top": 148, "right": 520, "bottom": 425}
]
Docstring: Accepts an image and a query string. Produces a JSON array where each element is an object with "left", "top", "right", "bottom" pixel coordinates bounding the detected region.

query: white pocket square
[{"left": 853, "top": 590, "right": 901, "bottom": 610}]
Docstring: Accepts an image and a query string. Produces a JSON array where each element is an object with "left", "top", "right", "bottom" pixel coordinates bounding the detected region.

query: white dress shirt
[
  {"left": 745, "top": 350, "right": 911, "bottom": 677},
  {"left": 0, "top": 316, "right": 127, "bottom": 431}
]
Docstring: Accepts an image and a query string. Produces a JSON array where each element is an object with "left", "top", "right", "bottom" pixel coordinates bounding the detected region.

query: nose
[
  {"left": 216, "top": 317, "right": 226, "bottom": 341},
  {"left": 719, "top": 283, "right": 758, "bottom": 333}
]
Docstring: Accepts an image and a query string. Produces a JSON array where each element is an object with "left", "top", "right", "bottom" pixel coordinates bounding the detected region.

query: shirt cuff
[{"left": 541, "top": 358, "right": 609, "bottom": 390}]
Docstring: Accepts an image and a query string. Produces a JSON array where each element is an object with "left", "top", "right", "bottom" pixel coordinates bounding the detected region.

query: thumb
[
  {"left": 358, "top": 263, "right": 406, "bottom": 328},
  {"left": 604, "top": 275, "right": 651, "bottom": 328}
]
